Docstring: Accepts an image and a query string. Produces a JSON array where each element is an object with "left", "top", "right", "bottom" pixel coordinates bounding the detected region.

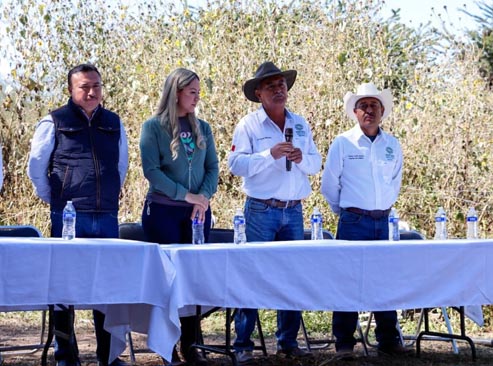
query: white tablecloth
[
  {"left": 161, "top": 239, "right": 493, "bottom": 314},
  {"left": 0, "top": 237, "right": 179, "bottom": 362}
]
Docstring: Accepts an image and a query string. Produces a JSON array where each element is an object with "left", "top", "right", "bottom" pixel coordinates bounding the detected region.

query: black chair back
[
  {"left": 399, "top": 230, "right": 425, "bottom": 240},
  {"left": 0, "top": 225, "right": 42, "bottom": 237},
  {"left": 119, "top": 222, "right": 149, "bottom": 242},
  {"left": 208, "top": 228, "right": 234, "bottom": 243}
]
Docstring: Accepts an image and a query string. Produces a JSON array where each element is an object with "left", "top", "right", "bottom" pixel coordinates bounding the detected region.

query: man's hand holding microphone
[{"left": 270, "top": 127, "right": 303, "bottom": 170}]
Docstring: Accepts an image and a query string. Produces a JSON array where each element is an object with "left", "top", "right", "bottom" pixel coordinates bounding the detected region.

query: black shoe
[
  {"left": 184, "top": 349, "right": 208, "bottom": 366},
  {"left": 334, "top": 348, "right": 356, "bottom": 361},
  {"left": 97, "top": 357, "right": 130, "bottom": 366},
  {"left": 276, "top": 346, "right": 312, "bottom": 358},
  {"left": 378, "top": 344, "right": 413, "bottom": 356}
]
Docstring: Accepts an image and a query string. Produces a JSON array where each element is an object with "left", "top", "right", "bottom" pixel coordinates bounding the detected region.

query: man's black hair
[{"left": 67, "top": 63, "right": 101, "bottom": 87}]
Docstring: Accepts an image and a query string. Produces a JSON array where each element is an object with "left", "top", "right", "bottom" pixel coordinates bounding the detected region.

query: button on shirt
[
  {"left": 228, "top": 107, "right": 321, "bottom": 200},
  {"left": 321, "top": 124, "right": 402, "bottom": 214}
]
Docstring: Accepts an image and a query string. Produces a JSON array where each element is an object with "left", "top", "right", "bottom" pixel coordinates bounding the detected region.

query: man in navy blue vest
[{"left": 28, "top": 64, "right": 129, "bottom": 366}]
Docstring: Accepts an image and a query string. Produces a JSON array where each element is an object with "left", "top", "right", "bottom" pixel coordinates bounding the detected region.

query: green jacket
[{"left": 140, "top": 116, "right": 219, "bottom": 200}]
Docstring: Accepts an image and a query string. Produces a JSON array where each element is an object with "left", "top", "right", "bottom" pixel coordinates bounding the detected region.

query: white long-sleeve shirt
[
  {"left": 321, "top": 124, "right": 402, "bottom": 214},
  {"left": 27, "top": 113, "right": 129, "bottom": 204},
  {"left": 228, "top": 106, "right": 322, "bottom": 200}
]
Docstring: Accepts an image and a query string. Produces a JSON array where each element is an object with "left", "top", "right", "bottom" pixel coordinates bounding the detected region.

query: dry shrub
[{"left": 0, "top": 0, "right": 492, "bottom": 240}]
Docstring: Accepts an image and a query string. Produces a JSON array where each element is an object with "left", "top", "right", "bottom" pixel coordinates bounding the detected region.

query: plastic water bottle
[
  {"left": 434, "top": 207, "right": 447, "bottom": 240},
  {"left": 310, "top": 207, "right": 323, "bottom": 240},
  {"left": 466, "top": 207, "right": 478, "bottom": 239},
  {"left": 233, "top": 208, "right": 246, "bottom": 244},
  {"left": 388, "top": 207, "right": 400, "bottom": 241},
  {"left": 192, "top": 214, "right": 205, "bottom": 244},
  {"left": 62, "top": 201, "right": 76, "bottom": 240}
]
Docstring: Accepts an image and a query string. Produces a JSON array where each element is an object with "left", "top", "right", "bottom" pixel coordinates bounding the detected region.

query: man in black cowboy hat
[{"left": 228, "top": 61, "right": 321, "bottom": 364}]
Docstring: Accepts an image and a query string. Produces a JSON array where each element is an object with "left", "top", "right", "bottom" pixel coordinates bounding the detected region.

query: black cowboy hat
[{"left": 243, "top": 62, "right": 297, "bottom": 103}]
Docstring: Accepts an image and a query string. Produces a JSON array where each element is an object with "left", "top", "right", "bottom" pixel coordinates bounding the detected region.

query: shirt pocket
[{"left": 378, "top": 159, "right": 395, "bottom": 184}]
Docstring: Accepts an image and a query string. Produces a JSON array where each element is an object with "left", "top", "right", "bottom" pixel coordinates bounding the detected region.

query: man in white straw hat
[
  {"left": 228, "top": 61, "right": 321, "bottom": 364},
  {"left": 321, "top": 82, "right": 407, "bottom": 359}
]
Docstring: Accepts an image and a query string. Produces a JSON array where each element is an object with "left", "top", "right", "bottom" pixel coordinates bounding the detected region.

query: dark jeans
[
  {"left": 51, "top": 211, "right": 119, "bottom": 363},
  {"left": 142, "top": 200, "right": 212, "bottom": 354},
  {"left": 332, "top": 209, "right": 399, "bottom": 351},
  {"left": 233, "top": 198, "right": 304, "bottom": 351}
]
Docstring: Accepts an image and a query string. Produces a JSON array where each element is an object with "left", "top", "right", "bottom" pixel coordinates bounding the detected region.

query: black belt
[
  {"left": 345, "top": 207, "right": 391, "bottom": 219},
  {"left": 249, "top": 197, "right": 301, "bottom": 208}
]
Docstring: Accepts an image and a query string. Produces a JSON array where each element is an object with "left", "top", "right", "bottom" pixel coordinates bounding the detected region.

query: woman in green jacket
[{"left": 140, "top": 68, "right": 219, "bottom": 366}]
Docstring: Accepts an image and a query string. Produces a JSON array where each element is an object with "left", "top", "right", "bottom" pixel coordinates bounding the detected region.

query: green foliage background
[{"left": 1, "top": 0, "right": 492, "bottom": 240}]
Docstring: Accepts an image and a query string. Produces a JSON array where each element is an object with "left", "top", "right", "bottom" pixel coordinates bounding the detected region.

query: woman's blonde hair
[{"left": 155, "top": 68, "right": 206, "bottom": 160}]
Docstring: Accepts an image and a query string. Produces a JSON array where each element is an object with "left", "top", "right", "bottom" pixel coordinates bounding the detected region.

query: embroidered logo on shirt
[
  {"left": 231, "top": 145, "right": 235, "bottom": 152},
  {"left": 385, "top": 147, "right": 395, "bottom": 161},
  {"left": 294, "top": 123, "right": 305, "bottom": 137}
]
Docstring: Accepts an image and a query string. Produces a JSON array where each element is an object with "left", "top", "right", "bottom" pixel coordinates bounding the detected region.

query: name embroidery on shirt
[
  {"left": 348, "top": 154, "right": 364, "bottom": 160},
  {"left": 385, "top": 147, "right": 395, "bottom": 161}
]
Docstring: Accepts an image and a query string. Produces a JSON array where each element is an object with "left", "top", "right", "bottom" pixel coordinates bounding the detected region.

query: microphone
[{"left": 285, "top": 127, "right": 293, "bottom": 171}]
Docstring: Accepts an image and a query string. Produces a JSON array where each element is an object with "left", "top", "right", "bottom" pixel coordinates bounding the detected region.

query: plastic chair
[
  {"left": 0, "top": 225, "right": 42, "bottom": 238},
  {"left": 117, "top": 223, "right": 155, "bottom": 364},
  {"left": 118, "top": 222, "right": 149, "bottom": 242},
  {"left": 396, "top": 230, "right": 476, "bottom": 360},
  {"left": 360, "top": 229, "right": 463, "bottom": 357},
  {"left": 0, "top": 225, "right": 50, "bottom": 357}
]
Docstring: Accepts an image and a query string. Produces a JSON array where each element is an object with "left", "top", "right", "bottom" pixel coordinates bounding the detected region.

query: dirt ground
[{"left": 1, "top": 311, "right": 493, "bottom": 366}]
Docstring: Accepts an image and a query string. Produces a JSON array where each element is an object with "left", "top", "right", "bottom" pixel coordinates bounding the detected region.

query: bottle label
[
  {"left": 467, "top": 217, "right": 478, "bottom": 222},
  {"left": 311, "top": 216, "right": 322, "bottom": 224},
  {"left": 234, "top": 217, "right": 245, "bottom": 225},
  {"left": 389, "top": 217, "right": 399, "bottom": 223},
  {"left": 435, "top": 217, "right": 446, "bottom": 222}
]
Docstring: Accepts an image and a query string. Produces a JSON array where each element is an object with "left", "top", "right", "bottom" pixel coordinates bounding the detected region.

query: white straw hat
[{"left": 343, "top": 83, "right": 393, "bottom": 121}]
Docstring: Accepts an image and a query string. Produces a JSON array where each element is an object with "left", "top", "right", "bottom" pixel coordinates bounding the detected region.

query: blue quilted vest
[{"left": 49, "top": 98, "right": 121, "bottom": 212}]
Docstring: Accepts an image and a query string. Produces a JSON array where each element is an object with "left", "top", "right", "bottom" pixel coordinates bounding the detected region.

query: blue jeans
[
  {"left": 233, "top": 198, "right": 304, "bottom": 352},
  {"left": 332, "top": 209, "right": 399, "bottom": 351},
  {"left": 51, "top": 210, "right": 119, "bottom": 363}
]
